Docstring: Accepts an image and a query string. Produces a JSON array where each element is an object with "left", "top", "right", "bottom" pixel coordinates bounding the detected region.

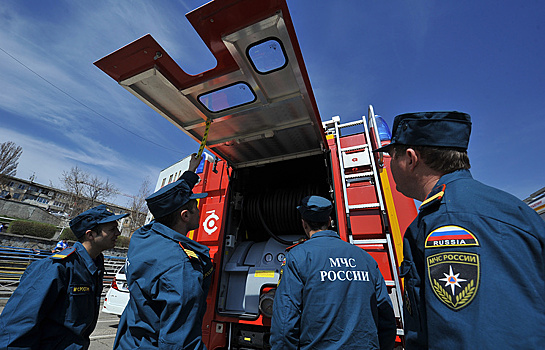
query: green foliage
[
  {"left": 8, "top": 220, "right": 57, "bottom": 239},
  {"left": 116, "top": 235, "right": 130, "bottom": 248},
  {"left": 59, "top": 227, "right": 77, "bottom": 241}
]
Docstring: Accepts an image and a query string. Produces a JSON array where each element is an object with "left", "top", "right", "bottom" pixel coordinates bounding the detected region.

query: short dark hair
[
  {"left": 78, "top": 223, "right": 106, "bottom": 243},
  {"left": 304, "top": 219, "right": 329, "bottom": 231},
  {"left": 77, "top": 234, "right": 86, "bottom": 243},
  {"left": 392, "top": 144, "right": 470, "bottom": 174},
  {"left": 156, "top": 199, "right": 197, "bottom": 229}
]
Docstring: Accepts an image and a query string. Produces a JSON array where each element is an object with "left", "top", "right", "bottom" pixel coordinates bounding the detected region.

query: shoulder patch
[
  {"left": 427, "top": 251, "right": 480, "bottom": 310},
  {"left": 419, "top": 184, "right": 446, "bottom": 210},
  {"left": 425, "top": 225, "right": 479, "bottom": 249},
  {"left": 50, "top": 246, "right": 76, "bottom": 260},
  {"left": 285, "top": 238, "right": 307, "bottom": 252},
  {"left": 179, "top": 242, "right": 200, "bottom": 261}
]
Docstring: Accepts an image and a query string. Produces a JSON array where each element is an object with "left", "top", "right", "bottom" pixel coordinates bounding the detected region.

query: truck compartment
[{"left": 217, "top": 154, "right": 333, "bottom": 319}]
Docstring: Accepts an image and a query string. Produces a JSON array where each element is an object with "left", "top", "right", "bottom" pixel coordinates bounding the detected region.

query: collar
[
  {"left": 74, "top": 241, "right": 102, "bottom": 275},
  {"left": 151, "top": 221, "right": 210, "bottom": 257},
  {"left": 310, "top": 230, "right": 341, "bottom": 239},
  {"left": 419, "top": 170, "right": 473, "bottom": 211},
  {"left": 437, "top": 169, "right": 473, "bottom": 184}
]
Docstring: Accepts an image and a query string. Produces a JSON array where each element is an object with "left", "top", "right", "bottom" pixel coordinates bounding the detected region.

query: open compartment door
[{"left": 95, "top": 0, "right": 327, "bottom": 168}]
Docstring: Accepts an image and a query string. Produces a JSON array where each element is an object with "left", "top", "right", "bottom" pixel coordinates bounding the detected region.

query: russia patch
[
  {"left": 425, "top": 225, "right": 479, "bottom": 249},
  {"left": 427, "top": 252, "right": 480, "bottom": 311}
]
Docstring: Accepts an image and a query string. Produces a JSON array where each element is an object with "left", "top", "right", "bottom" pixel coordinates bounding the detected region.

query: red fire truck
[{"left": 96, "top": 0, "right": 418, "bottom": 348}]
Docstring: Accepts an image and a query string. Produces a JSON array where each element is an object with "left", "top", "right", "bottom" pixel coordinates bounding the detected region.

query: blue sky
[{"left": 0, "top": 0, "right": 544, "bottom": 207}]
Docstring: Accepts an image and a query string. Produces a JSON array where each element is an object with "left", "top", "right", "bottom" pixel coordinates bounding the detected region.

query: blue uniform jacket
[
  {"left": 114, "top": 222, "right": 213, "bottom": 349},
  {"left": 270, "top": 230, "right": 396, "bottom": 350},
  {"left": 402, "top": 170, "right": 545, "bottom": 349},
  {"left": 0, "top": 242, "right": 104, "bottom": 349}
]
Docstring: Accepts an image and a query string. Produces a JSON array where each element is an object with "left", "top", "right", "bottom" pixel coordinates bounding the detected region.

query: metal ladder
[{"left": 324, "top": 105, "right": 405, "bottom": 335}]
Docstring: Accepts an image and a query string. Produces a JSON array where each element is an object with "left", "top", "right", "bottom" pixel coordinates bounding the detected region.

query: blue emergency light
[{"left": 375, "top": 115, "right": 392, "bottom": 141}]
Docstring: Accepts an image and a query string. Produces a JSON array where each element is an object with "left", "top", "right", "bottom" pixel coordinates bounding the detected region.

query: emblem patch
[
  {"left": 425, "top": 225, "right": 479, "bottom": 248},
  {"left": 427, "top": 252, "right": 479, "bottom": 310}
]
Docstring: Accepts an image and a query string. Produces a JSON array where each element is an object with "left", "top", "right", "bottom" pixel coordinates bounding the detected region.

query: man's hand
[{"left": 188, "top": 153, "right": 203, "bottom": 173}]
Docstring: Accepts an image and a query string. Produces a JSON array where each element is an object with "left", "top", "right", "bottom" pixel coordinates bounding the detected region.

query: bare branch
[
  {"left": 0, "top": 141, "right": 23, "bottom": 177},
  {"left": 60, "top": 167, "right": 118, "bottom": 216},
  {"left": 126, "top": 177, "right": 153, "bottom": 234},
  {"left": 85, "top": 176, "right": 118, "bottom": 206}
]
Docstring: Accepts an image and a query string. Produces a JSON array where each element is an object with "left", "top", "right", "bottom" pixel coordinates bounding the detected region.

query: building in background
[
  {"left": 0, "top": 175, "right": 133, "bottom": 236},
  {"left": 524, "top": 187, "right": 545, "bottom": 221},
  {"left": 1, "top": 176, "right": 71, "bottom": 215}
]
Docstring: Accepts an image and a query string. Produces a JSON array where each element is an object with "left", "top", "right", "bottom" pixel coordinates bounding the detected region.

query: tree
[
  {"left": 126, "top": 177, "right": 152, "bottom": 235},
  {"left": 85, "top": 176, "right": 117, "bottom": 207},
  {"left": 0, "top": 141, "right": 23, "bottom": 195},
  {"left": 61, "top": 166, "right": 88, "bottom": 215},
  {"left": 60, "top": 166, "right": 118, "bottom": 216},
  {"left": 0, "top": 141, "right": 23, "bottom": 177}
]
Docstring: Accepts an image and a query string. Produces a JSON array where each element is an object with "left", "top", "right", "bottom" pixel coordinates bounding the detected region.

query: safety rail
[{"left": 0, "top": 245, "right": 126, "bottom": 299}]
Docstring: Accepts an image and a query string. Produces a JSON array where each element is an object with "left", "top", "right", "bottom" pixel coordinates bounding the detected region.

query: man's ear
[
  {"left": 85, "top": 229, "right": 95, "bottom": 241},
  {"left": 406, "top": 148, "right": 420, "bottom": 171},
  {"left": 180, "top": 209, "right": 190, "bottom": 223}
]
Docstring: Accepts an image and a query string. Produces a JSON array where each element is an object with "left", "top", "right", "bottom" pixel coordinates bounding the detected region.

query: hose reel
[{"left": 243, "top": 185, "right": 323, "bottom": 244}]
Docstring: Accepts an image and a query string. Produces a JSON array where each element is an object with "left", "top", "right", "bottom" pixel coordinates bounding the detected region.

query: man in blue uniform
[
  {"left": 115, "top": 154, "right": 213, "bottom": 349},
  {"left": 270, "top": 195, "right": 396, "bottom": 350},
  {"left": 0, "top": 205, "right": 128, "bottom": 349},
  {"left": 375, "top": 111, "right": 545, "bottom": 348},
  {"left": 52, "top": 238, "right": 69, "bottom": 252}
]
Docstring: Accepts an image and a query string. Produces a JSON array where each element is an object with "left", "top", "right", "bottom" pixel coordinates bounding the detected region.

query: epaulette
[
  {"left": 179, "top": 242, "right": 200, "bottom": 262},
  {"left": 419, "top": 184, "right": 446, "bottom": 211},
  {"left": 50, "top": 246, "right": 76, "bottom": 260},
  {"left": 285, "top": 238, "right": 307, "bottom": 252}
]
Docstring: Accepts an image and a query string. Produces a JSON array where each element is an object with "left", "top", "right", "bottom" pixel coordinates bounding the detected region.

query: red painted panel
[
  {"left": 327, "top": 136, "right": 349, "bottom": 242},
  {"left": 207, "top": 322, "right": 227, "bottom": 349},
  {"left": 364, "top": 249, "right": 393, "bottom": 281},
  {"left": 203, "top": 160, "right": 227, "bottom": 194},
  {"left": 198, "top": 160, "right": 229, "bottom": 208},
  {"left": 346, "top": 183, "right": 377, "bottom": 206},
  {"left": 350, "top": 210, "right": 383, "bottom": 238},
  {"left": 197, "top": 202, "right": 225, "bottom": 243},
  {"left": 338, "top": 133, "right": 369, "bottom": 149}
]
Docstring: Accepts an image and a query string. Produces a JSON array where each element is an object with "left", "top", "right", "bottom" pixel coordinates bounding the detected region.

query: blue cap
[
  {"left": 297, "top": 196, "right": 333, "bottom": 222},
  {"left": 375, "top": 111, "right": 471, "bottom": 152},
  {"left": 69, "top": 205, "right": 129, "bottom": 238},
  {"left": 146, "top": 179, "right": 207, "bottom": 218}
]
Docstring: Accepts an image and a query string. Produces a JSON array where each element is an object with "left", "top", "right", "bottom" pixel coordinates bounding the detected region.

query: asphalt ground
[{"left": 0, "top": 298, "right": 119, "bottom": 350}]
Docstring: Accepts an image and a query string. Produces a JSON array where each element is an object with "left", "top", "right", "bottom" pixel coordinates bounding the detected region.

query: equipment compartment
[{"left": 217, "top": 154, "right": 333, "bottom": 318}]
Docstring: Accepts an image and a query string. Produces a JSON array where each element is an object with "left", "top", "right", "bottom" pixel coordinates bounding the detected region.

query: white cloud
[
  {"left": 0, "top": 0, "right": 201, "bottom": 196},
  {"left": 0, "top": 0, "right": 202, "bottom": 145},
  {"left": 0, "top": 126, "right": 160, "bottom": 206}
]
